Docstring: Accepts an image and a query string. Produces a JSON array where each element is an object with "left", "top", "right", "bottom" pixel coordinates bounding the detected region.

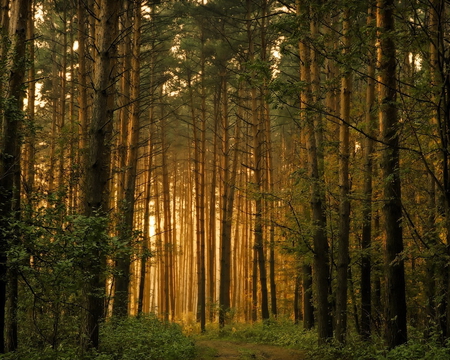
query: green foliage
[
  {"left": 100, "top": 315, "right": 196, "bottom": 360},
  {"left": 196, "top": 321, "right": 450, "bottom": 360},
  {"left": 0, "top": 315, "right": 196, "bottom": 360},
  {"left": 199, "top": 319, "right": 317, "bottom": 349}
]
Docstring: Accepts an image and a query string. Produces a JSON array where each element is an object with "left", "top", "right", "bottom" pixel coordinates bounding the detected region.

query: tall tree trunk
[
  {"left": 247, "top": 0, "right": 269, "bottom": 321},
  {"left": 0, "top": 0, "right": 29, "bottom": 352},
  {"left": 219, "top": 73, "right": 239, "bottom": 327},
  {"left": 219, "top": 74, "right": 231, "bottom": 328},
  {"left": 377, "top": 0, "right": 407, "bottom": 349},
  {"left": 24, "top": 0, "right": 34, "bottom": 203},
  {"left": 82, "top": 0, "right": 119, "bottom": 350},
  {"left": 335, "top": 8, "right": 352, "bottom": 344},
  {"left": 297, "top": 0, "right": 331, "bottom": 343},
  {"left": 113, "top": 1, "right": 141, "bottom": 318},
  {"left": 208, "top": 99, "right": 219, "bottom": 322},
  {"left": 58, "top": 5, "right": 68, "bottom": 193},
  {"left": 361, "top": 2, "right": 376, "bottom": 340},
  {"left": 77, "top": 0, "right": 89, "bottom": 188},
  {"left": 160, "top": 93, "right": 172, "bottom": 322}
]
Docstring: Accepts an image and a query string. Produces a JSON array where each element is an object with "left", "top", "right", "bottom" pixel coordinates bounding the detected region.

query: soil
[{"left": 195, "top": 339, "right": 307, "bottom": 360}]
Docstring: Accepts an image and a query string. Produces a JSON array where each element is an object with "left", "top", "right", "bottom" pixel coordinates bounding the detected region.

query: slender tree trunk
[
  {"left": 58, "top": 6, "right": 67, "bottom": 193},
  {"left": 377, "top": 0, "right": 407, "bottom": 349},
  {"left": 302, "top": 264, "right": 314, "bottom": 329},
  {"left": 219, "top": 73, "right": 240, "bottom": 327},
  {"left": 361, "top": 2, "right": 376, "bottom": 340},
  {"left": 160, "top": 94, "right": 172, "bottom": 322},
  {"left": 335, "top": 8, "right": 352, "bottom": 344},
  {"left": 77, "top": 0, "right": 88, "bottom": 191},
  {"left": 113, "top": 1, "right": 141, "bottom": 318},
  {"left": 247, "top": 0, "right": 269, "bottom": 321},
  {"left": 297, "top": 0, "right": 331, "bottom": 343},
  {"left": 219, "top": 74, "right": 231, "bottom": 327},
  {"left": 0, "top": 0, "right": 29, "bottom": 352},
  {"left": 208, "top": 101, "right": 218, "bottom": 323},
  {"left": 24, "top": 0, "right": 34, "bottom": 203},
  {"left": 82, "top": 0, "right": 119, "bottom": 350}
]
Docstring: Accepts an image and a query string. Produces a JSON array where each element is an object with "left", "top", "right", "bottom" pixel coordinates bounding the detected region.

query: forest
[{"left": 1, "top": 0, "right": 450, "bottom": 359}]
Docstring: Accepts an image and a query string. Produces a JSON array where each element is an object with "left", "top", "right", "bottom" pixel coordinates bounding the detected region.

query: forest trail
[{"left": 195, "top": 340, "right": 306, "bottom": 360}]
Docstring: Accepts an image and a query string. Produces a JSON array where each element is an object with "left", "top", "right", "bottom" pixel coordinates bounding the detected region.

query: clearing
[{"left": 195, "top": 339, "right": 306, "bottom": 360}]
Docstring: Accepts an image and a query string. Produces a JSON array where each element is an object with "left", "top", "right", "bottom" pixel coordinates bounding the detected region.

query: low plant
[{"left": 100, "top": 315, "right": 196, "bottom": 360}]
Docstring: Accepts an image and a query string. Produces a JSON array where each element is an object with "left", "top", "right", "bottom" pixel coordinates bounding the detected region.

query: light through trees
[{"left": 1, "top": 0, "right": 450, "bottom": 354}]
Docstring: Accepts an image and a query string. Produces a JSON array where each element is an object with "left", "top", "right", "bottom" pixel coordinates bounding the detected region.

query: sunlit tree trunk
[
  {"left": 335, "top": 7, "right": 352, "bottom": 344},
  {"left": 361, "top": 2, "right": 376, "bottom": 340},
  {"left": 57, "top": 5, "right": 68, "bottom": 193},
  {"left": 23, "top": 0, "right": 34, "bottom": 204},
  {"left": 247, "top": 0, "right": 269, "bottom": 322},
  {"left": 77, "top": 0, "right": 89, "bottom": 192},
  {"left": 160, "top": 94, "right": 173, "bottom": 322},
  {"left": 298, "top": 0, "right": 331, "bottom": 343},
  {"left": 219, "top": 73, "right": 239, "bottom": 327},
  {"left": 426, "top": 0, "right": 447, "bottom": 338},
  {"left": 219, "top": 73, "right": 231, "bottom": 328},
  {"left": 208, "top": 98, "right": 218, "bottom": 323},
  {"left": 113, "top": 0, "right": 141, "bottom": 318},
  {"left": 260, "top": 0, "right": 277, "bottom": 318}
]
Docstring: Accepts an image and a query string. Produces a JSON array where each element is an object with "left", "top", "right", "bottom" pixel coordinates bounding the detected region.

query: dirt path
[{"left": 195, "top": 340, "right": 306, "bottom": 360}]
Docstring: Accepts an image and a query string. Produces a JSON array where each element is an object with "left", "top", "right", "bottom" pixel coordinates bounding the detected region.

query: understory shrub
[
  {"left": 100, "top": 315, "right": 196, "bottom": 360},
  {"left": 196, "top": 320, "right": 450, "bottom": 360},
  {"left": 0, "top": 315, "right": 196, "bottom": 360}
]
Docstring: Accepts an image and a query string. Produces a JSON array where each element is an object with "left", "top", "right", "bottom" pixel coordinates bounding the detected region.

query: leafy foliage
[
  {"left": 196, "top": 321, "right": 450, "bottom": 360},
  {"left": 0, "top": 315, "right": 196, "bottom": 360},
  {"left": 100, "top": 315, "right": 196, "bottom": 360}
]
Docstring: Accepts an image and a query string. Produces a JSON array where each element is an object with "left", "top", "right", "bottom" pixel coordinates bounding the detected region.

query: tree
[
  {"left": 377, "top": 0, "right": 407, "bottom": 348},
  {"left": 335, "top": 6, "right": 352, "bottom": 344},
  {"left": 0, "top": 0, "right": 30, "bottom": 352},
  {"left": 82, "top": 0, "right": 120, "bottom": 350},
  {"left": 113, "top": 0, "right": 142, "bottom": 319},
  {"left": 360, "top": 1, "right": 376, "bottom": 340}
]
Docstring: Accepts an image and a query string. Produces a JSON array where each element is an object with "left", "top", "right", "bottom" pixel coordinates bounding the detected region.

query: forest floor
[{"left": 195, "top": 339, "right": 307, "bottom": 360}]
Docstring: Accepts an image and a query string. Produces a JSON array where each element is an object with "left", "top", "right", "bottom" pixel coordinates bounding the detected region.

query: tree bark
[
  {"left": 82, "top": 0, "right": 119, "bottom": 350},
  {"left": 335, "top": 7, "right": 352, "bottom": 344},
  {"left": 361, "top": 2, "right": 376, "bottom": 340},
  {"left": 0, "top": 0, "right": 29, "bottom": 352},
  {"left": 297, "top": 0, "right": 332, "bottom": 342},
  {"left": 113, "top": 0, "right": 141, "bottom": 319},
  {"left": 377, "top": 0, "right": 407, "bottom": 349}
]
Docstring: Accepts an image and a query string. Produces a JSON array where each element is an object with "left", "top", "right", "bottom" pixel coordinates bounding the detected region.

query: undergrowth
[
  {"left": 192, "top": 319, "right": 450, "bottom": 360},
  {"left": 0, "top": 315, "right": 196, "bottom": 360}
]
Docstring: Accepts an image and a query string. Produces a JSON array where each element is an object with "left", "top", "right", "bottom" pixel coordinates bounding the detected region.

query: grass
[{"left": 189, "top": 319, "right": 450, "bottom": 360}]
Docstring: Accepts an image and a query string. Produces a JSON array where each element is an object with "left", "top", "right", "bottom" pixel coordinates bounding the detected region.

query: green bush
[
  {"left": 99, "top": 315, "right": 196, "bottom": 360},
  {"left": 196, "top": 320, "right": 450, "bottom": 360},
  {"left": 0, "top": 315, "right": 196, "bottom": 360}
]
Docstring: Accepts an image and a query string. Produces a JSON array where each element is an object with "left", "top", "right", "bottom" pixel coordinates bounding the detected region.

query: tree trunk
[
  {"left": 82, "top": 0, "right": 119, "bottom": 350},
  {"left": 219, "top": 74, "right": 231, "bottom": 327},
  {"left": 297, "top": 0, "right": 332, "bottom": 342},
  {"left": 361, "top": 2, "right": 376, "bottom": 340},
  {"left": 335, "top": 8, "right": 352, "bottom": 344},
  {"left": 0, "top": 0, "right": 29, "bottom": 352},
  {"left": 113, "top": 0, "right": 141, "bottom": 319},
  {"left": 377, "top": 0, "right": 407, "bottom": 348}
]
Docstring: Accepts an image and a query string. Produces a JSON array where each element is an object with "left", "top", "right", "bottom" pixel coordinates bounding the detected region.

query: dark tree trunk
[
  {"left": 377, "top": 0, "right": 407, "bottom": 349},
  {"left": 82, "top": 0, "right": 119, "bottom": 350},
  {"left": 0, "top": 0, "right": 29, "bottom": 352}
]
